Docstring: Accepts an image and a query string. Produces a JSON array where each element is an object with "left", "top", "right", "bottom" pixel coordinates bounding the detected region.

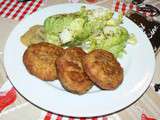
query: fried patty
[
  {"left": 23, "top": 42, "right": 64, "bottom": 81},
  {"left": 83, "top": 49, "right": 123, "bottom": 90},
  {"left": 56, "top": 47, "right": 93, "bottom": 95}
]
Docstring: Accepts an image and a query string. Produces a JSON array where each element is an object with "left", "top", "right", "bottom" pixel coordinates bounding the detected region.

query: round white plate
[{"left": 4, "top": 3, "right": 155, "bottom": 117}]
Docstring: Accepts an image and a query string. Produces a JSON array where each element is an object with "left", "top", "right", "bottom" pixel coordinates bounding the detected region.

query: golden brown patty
[
  {"left": 23, "top": 42, "right": 64, "bottom": 81},
  {"left": 56, "top": 47, "right": 93, "bottom": 95},
  {"left": 83, "top": 49, "right": 123, "bottom": 90}
]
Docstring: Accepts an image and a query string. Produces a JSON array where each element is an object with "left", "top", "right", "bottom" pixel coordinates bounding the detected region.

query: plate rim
[{"left": 3, "top": 3, "right": 156, "bottom": 117}]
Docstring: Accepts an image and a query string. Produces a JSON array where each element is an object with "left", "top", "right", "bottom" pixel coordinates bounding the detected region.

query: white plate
[{"left": 4, "top": 3, "right": 155, "bottom": 117}]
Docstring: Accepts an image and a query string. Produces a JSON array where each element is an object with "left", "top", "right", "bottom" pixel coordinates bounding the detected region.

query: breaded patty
[
  {"left": 23, "top": 42, "right": 64, "bottom": 81},
  {"left": 56, "top": 47, "right": 93, "bottom": 95},
  {"left": 83, "top": 49, "right": 123, "bottom": 90}
]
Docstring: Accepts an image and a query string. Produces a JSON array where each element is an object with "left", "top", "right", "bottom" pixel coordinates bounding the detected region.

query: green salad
[{"left": 44, "top": 6, "right": 136, "bottom": 58}]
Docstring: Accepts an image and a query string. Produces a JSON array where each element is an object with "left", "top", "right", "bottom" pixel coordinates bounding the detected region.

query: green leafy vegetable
[
  {"left": 127, "top": 33, "right": 137, "bottom": 44},
  {"left": 43, "top": 6, "right": 137, "bottom": 58},
  {"left": 45, "top": 32, "right": 60, "bottom": 45},
  {"left": 106, "top": 12, "right": 123, "bottom": 26}
]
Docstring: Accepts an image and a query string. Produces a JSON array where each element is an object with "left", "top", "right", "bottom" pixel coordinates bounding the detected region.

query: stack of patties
[{"left": 23, "top": 42, "right": 123, "bottom": 95}]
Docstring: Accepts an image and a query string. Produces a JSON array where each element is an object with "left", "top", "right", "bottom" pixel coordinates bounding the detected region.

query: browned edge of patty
[
  {"left": 23, "top": 42, "right": 64, "bottom": 81},
  {"left": 82, "top": 49, "right": 123, "bottom": 90},
  {"left": 56, "top": 47, "right": 93, "bottom": 95}
]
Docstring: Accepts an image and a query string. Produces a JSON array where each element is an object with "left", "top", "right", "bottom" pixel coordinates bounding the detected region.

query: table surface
[{"left": 0, "top": 0, "right": 160, "bottom": 120}]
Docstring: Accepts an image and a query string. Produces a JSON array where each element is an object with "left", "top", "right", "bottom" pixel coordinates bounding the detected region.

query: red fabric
[
  {"left": 122, "top": 3, "right": 126, "bottom": 15},
  {"left": 129, "top": 2, "right": 134, "bottom": 10},
  {"left": 30, "top": 0, "right": 43, "bottom": 14},
  {"left": 56, "top": 115, "right": 63, "bottom": 120},
  {"left": 5, "top": 1, "right": 19, "bottom": 17},
  {"left": 0, "top": 0, "right": 14, "bottom": 15},
  {"left": 18, "top": 0, "right": 36, "bottom": 20},
  {"left": 44, "top": 112, "right": 52, "bottom": 120},
  {"left": 102, "top": 116, "right": 108, "bottom": 120},
  {"left": 0, "top": 87, "right": 16, "bottom": 111},
  {"left": 0, "top": 0, "right": 43, "bottom": 21},
  {"left": 115, "top": 0, "right": 120, "bottom": 12},
  {"left": 113, "top": 0, "right": 145, "bottom": 15},
  {"left": 92, "top": 117, "right": 98, "bottom": 120},
  {"left": 86, "top": 0, "right": 97, "bottom": 3},
  {"left": 12, "top": 2, "right": 26, "bottom": 19},
  {"left": 0, "top": 0, "right": 6, "bottom": 8},
  {"left": 141, "top": 113, "right": 156, "bottom": 120}
]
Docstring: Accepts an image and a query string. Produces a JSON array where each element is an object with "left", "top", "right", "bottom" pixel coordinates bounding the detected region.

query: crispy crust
[
  {"left": 23, "top": 42, "right": 64, "bottom": 81},
  {"left": 56, "top": 47, "right": 93, "bottom": 95},
  {"left": 83, "top": 49, "right": 123, "bottom": 90}
]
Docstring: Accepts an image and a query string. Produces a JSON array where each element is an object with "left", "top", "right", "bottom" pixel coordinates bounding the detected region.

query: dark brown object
[
  {"left": 128, "top": 13, "right": 160, "bottom": 53},
  {"left": 83, "top": 49, "right": 123, "bottom": 90},
  {"left": 23, "top": 42, "right": 64, "bottom": 81},
  {"left": 56, "top": 47, "right": 93, "bottom": 95}
]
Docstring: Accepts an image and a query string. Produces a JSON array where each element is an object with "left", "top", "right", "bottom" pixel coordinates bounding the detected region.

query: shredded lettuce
[
  {"left": 67, "top": 18, "right": 85, "bottom": 37},
  {"left": 45, "top": 32, "right": 60, "bottom": 45},
  {"left": 43, "top": 6, "right": 137, "bottom": 58},
  {"left": 86, "top": 26, "right": 129, "bottom": 57},
  {"left": 44, "top": 14, "right": 75, "bottom": 34},
  {"left": 127, "top": 33, "right": 137, "bottom": 44},
  {"left": 106, "top": 12, "right": 123, "bottom": 26},
  {"left": 44, "top": 14, "right": 76, "bottom": 44}
]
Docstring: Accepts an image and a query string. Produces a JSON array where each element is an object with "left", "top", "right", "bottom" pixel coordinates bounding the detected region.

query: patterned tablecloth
[{"left": 0, "top": 0, "right": 160, "bottom": 120}]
